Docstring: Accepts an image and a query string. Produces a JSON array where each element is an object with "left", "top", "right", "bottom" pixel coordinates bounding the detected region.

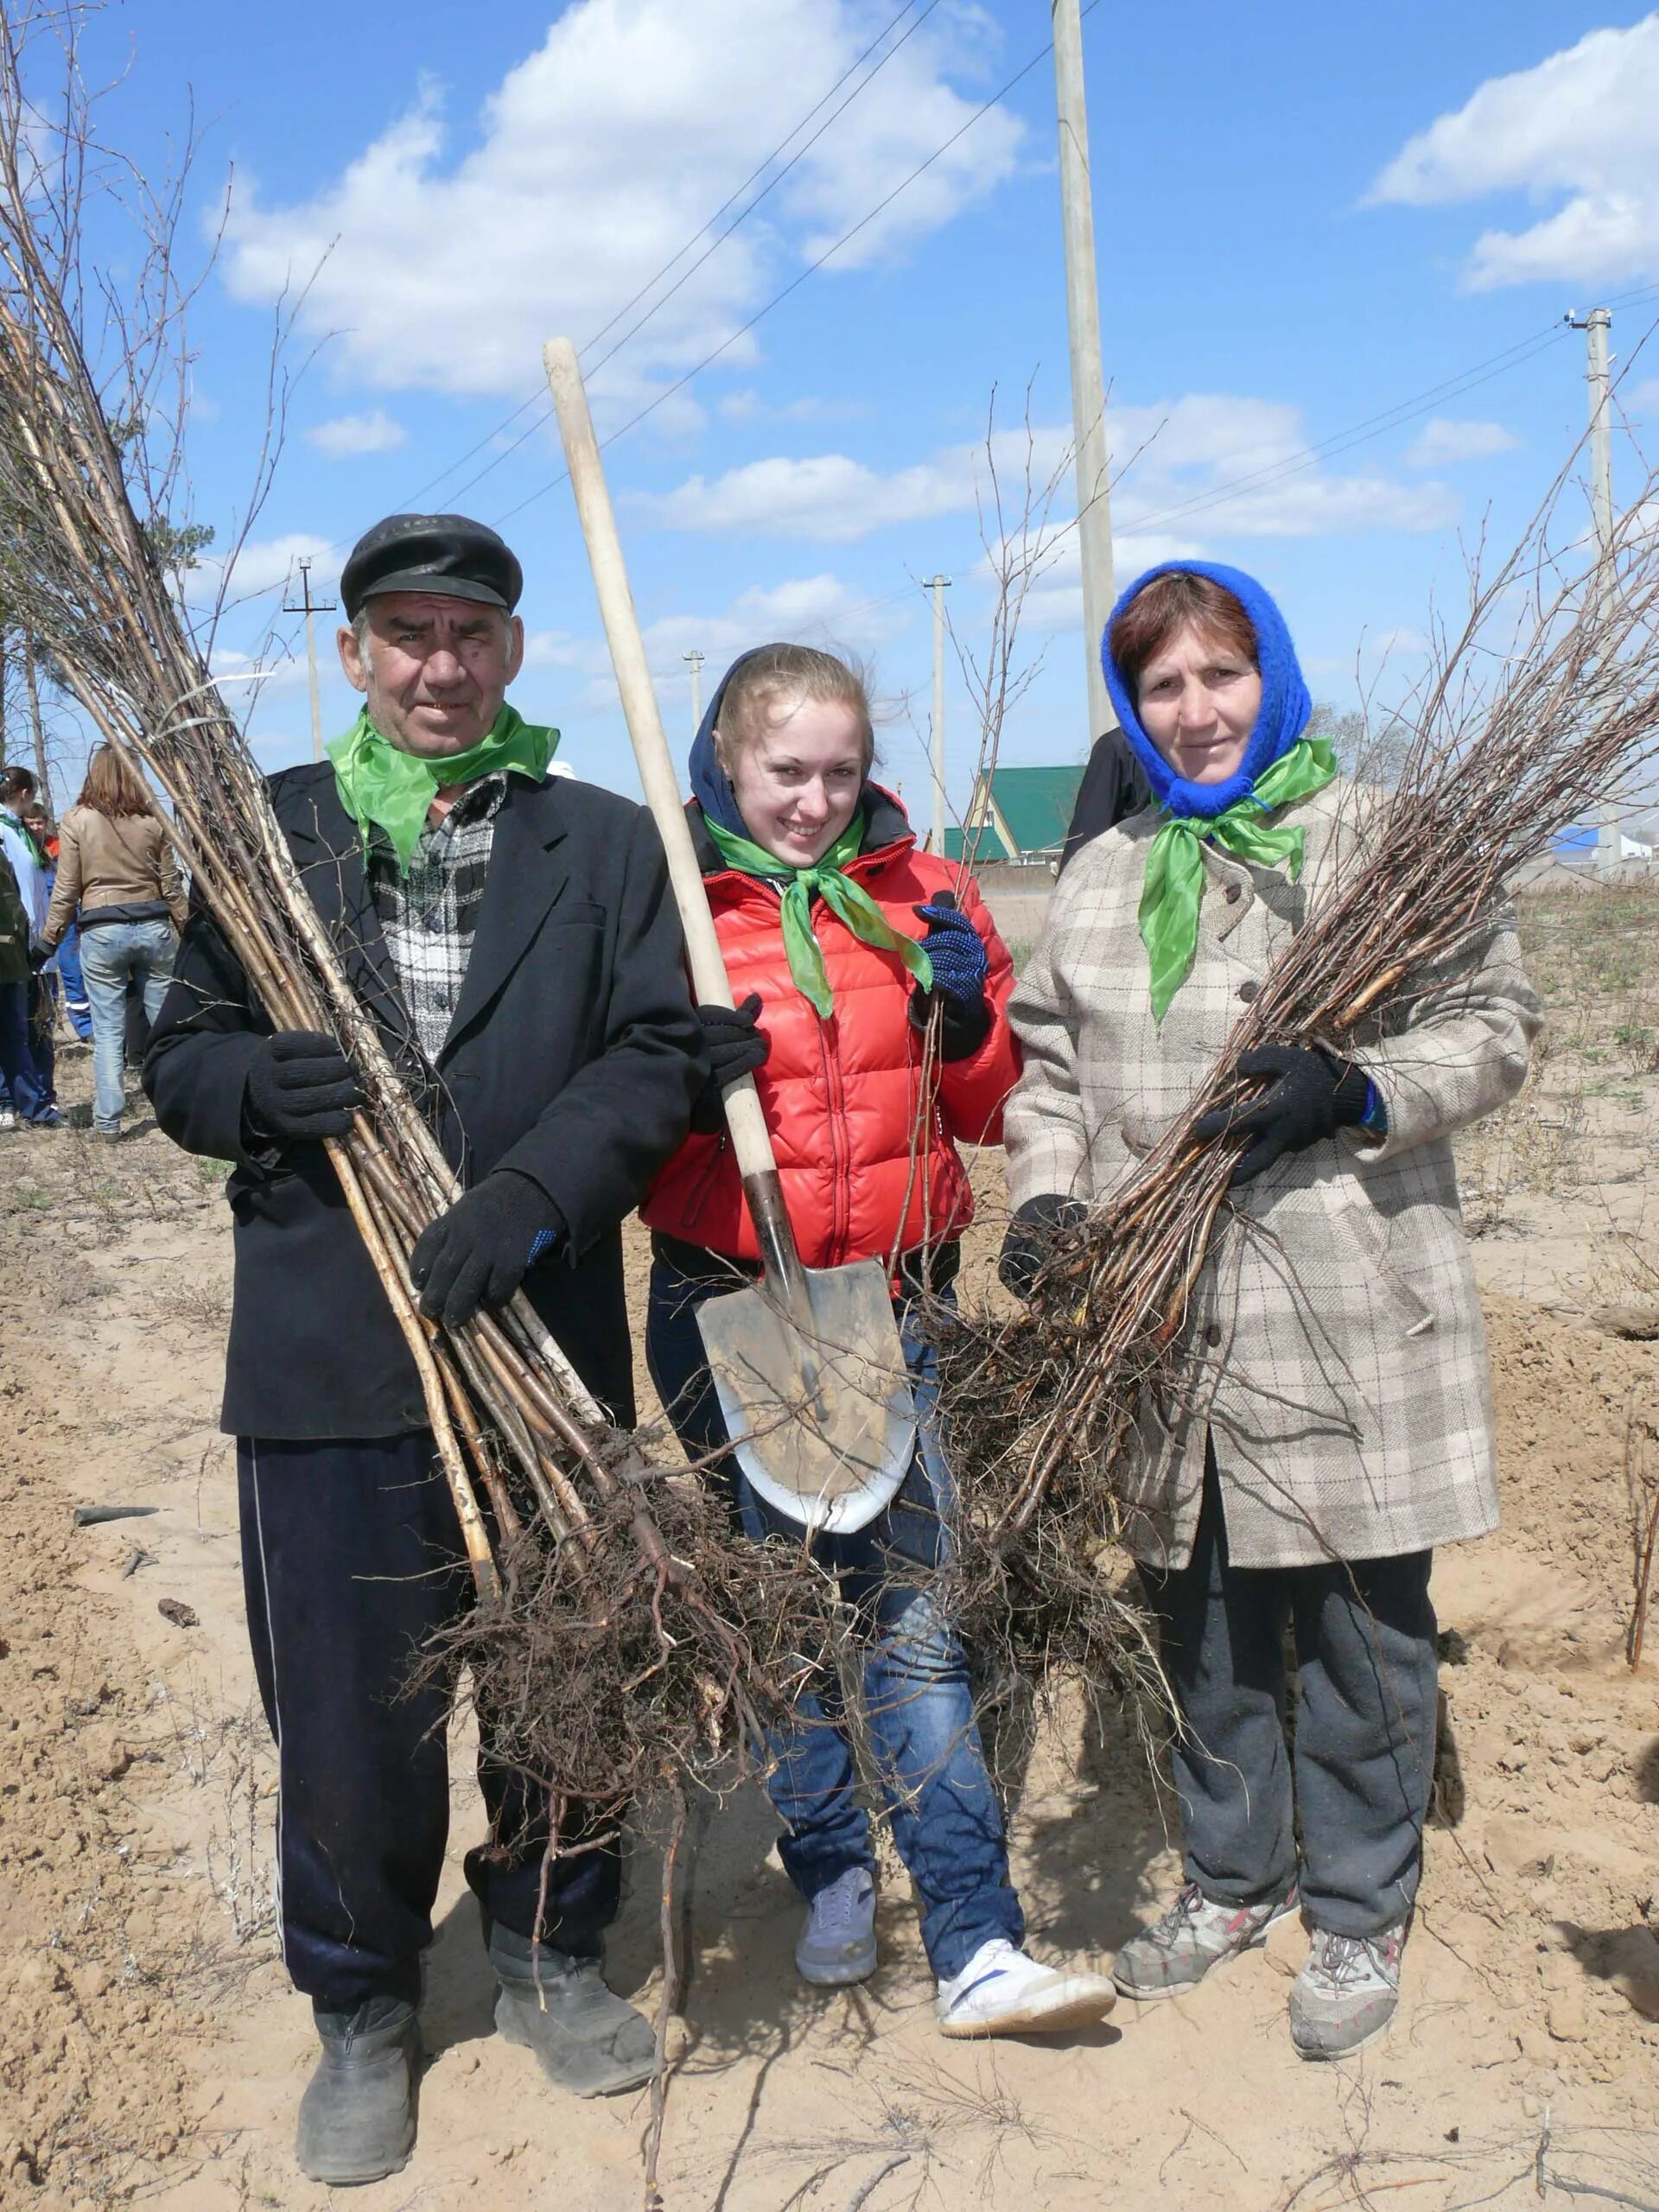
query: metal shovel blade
[{"left": 696, "top": 1258, "right": 917, "bottom": 1535}]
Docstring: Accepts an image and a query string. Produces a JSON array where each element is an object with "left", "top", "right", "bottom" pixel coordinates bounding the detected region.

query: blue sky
[{"left": 47, "top": 1, "right": 1659, "bottom": 818}]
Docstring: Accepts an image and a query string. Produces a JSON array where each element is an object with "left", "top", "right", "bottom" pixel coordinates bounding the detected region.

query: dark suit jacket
[
  {"left": 144, "top": 763, "right": 704, "bottom": 1440},
  {"left": 1060, "top": 726, "right": 1151, "bottom": 870}
]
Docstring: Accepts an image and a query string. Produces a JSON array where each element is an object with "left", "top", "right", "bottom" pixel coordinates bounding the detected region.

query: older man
[{"left": 146, "top": 515, "right": 704, "bottom": 2186}]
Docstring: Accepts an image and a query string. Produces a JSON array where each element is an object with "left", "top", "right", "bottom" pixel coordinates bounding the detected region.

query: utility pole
[
  {"left": 1566, "top": 307, "right": 1618, "bottom": 870},
  {"left": 683, "top": 648, "right": 705, "bottom": 736},
  {"left": 283, "top": 558, "right": 337, "bottom": 765},
  {"left": 1052, "top": 0, "right": 1115, "bottom": 747},
  {"left": 927, "top": 575, "right": 950, "bottom": 854}
]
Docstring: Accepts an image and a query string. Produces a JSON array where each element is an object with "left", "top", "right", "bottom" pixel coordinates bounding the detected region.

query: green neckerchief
[
  {"left": 0, "top": 807, "right": 42, "bottom": 867},
  {"left": 703, "top": 812, "right": 933, "bottom": 1019},
  {"left": 327, "top": 704, "right": 557, "bottom": 872},
  {"left": 1139, "top": 735, "right": 1337, "bottom": 1022}
]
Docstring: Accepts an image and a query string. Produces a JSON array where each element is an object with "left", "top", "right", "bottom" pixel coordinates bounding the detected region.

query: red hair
[{"left": 1109, "top": 571, "right": 1258, "bottom": 699}]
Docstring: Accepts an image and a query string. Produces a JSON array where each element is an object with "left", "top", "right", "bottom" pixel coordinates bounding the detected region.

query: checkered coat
[{"left": 1005, "top": 777, "right": 1542, "bottom": 1571}]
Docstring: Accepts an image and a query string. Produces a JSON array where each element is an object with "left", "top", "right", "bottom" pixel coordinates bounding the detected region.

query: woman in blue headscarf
[{"left": 998, "top": 563, "right": 1540, "bottom": 2063}]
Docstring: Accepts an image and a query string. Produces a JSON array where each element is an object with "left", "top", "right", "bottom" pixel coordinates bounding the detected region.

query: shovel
[{"left": 543, "top": 336, "right": 917, "bottom": 1535}]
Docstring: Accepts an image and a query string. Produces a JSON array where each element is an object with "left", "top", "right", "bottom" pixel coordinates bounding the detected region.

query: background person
[
  {"left": 642, "top": 644, "right": 1117, "bottom": 2042},
  {"left": 146, "top": 513, "right": 704, "bottom": 2186},
  {"left": 0, "top": 764, "right": 57, "bottom": 1124},
  {"left": 41, "top": 746, "right": 185, "bottom": 1139},
  {"left": 1000, "top": 562, "right": 1540, "bottom": 2061}
]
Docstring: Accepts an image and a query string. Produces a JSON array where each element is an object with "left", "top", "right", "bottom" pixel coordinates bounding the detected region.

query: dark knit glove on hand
[
  {"left": 689, "top": 994, "right": 770, "bottom": 1135},
  {"left": 245, "top": 1030, "right": 364, "bottom": 1143},
  {"left": 409, "top": 1171, "right": 566, "bottom": 1328},
  {"left": 1192, "top": 1044, "right": 1378, "bottom": 1189},
  {"left": 998, "top": 1192, "right": 1089, "bottom": 1300},
  {"left": 912, "top": 898, "right": 992, "bottom": 1062}
]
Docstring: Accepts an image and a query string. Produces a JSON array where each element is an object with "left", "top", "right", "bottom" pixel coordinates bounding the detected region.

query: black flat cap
[{"left": 340, "top": 512, "right": 524, "bottom": 621}]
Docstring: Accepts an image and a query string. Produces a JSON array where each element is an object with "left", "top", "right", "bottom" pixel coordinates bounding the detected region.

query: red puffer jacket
[{"left": 642, "top": 789, "right": 1020, "bottom": 1270}]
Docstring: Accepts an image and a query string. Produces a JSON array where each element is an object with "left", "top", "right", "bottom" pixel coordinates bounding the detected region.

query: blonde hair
[{"left": 713, "top": 644, "right": 874, "bottom": 776}]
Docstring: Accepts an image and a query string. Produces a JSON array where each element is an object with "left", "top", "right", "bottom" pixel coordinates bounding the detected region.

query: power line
[
  {"left": 397, "top": 0, "right": 935, "bottom": 515},
  {"left": 495, "top": 3, "right": 1103, "bottom": 526},
  {"left": 1116, "top": 323, "right": 1572, "bottom": 543}
]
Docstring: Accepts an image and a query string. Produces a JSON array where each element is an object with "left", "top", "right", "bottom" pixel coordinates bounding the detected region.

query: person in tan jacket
[
  {"left": 42, "top": 744, "right": 186, "bottom": 1138},
  {"left": 1000, "top": 562, "right": 1541, "bottom": 2063}
]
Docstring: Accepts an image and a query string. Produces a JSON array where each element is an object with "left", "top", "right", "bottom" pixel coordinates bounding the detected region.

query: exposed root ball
[{"left": 429, "top": 1470, "right": 830, "bottom": 1803}]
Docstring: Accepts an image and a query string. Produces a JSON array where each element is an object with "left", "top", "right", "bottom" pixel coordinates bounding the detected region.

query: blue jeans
[
  {"left": 54, "top": 928, "right": 92, "bottom": 1038},
  {"left": 646, "top": 1254, "right": 1023, "bottom": 1980},
  {"left": 78, "top": 918, "right": 175, "bottom": 1130},
  {"left": 0, "top": 979, "right": 52, "bottom": 1121}
]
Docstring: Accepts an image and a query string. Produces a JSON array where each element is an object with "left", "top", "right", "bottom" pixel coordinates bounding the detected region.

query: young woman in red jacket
[{"left": 643, "top": 644, "right": 1116, "bottom": 2040}]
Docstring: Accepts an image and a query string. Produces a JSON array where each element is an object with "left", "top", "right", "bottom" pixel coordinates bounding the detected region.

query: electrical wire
[
  {"left": 493, "top": 2, "right": 1103, "bottom": 527},
  {"left": 396, "top": 0, "right": 936, "bottom": 513}
]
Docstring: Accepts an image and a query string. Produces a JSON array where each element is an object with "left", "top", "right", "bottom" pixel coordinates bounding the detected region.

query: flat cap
[{"left": 340, "top": 512, "right": 523, "bottom": 621}]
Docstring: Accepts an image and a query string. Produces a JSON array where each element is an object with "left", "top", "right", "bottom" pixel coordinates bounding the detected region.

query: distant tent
[{"left": 940, "top": 763, "right": 1085, "bottom": 864}]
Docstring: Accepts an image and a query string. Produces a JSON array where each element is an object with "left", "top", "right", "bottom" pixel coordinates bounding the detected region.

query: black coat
[
  {"left": 144, "top": 763, "right": 704, "bottom": 1440},
  {"left": 1060, "top": 726, "right": 1151, "bottom": 870}
]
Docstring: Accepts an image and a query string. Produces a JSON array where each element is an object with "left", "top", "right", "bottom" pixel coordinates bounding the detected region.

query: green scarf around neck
[
  {"left": 703, "top": 812, "right": 933, "bottom": 1019},
  {"left": 1139, "top": 735, "right": 1336, "bottom": 1022},
  {"left": 327, "top": 703, "right": 557, "bottom": 872}
]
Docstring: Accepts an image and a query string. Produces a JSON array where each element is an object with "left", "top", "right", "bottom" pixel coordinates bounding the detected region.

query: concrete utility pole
[
  {"left": 1567, "top": 308, "right": 1618, "bottom": 869},
  {"left": 283, "top": 558, "right": 337, "bottom": 765},
  {"left": 683, "top": 648, "right": 705, "bottom": 737},
  {"left": 1052, "top": 0, "right": 1115, "bottom": 747},
  {"left": 927, "top": 575, "right": 950, "bottom": 854}
]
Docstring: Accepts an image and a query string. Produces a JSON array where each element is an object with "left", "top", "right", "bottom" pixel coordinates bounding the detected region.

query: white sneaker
[
  {"left": 0, "top": 1107, "right": 15, "bottom": 1131},
  {"left": 936, "top": 1939, "right": 1116, "bottom": 2040}
]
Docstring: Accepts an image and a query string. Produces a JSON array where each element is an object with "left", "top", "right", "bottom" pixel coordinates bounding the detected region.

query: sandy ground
[{"left": 4, "top": 897, "right": 1659, "bottom": 2210}]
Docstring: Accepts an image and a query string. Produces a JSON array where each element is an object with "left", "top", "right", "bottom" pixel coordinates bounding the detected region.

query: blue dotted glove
[
  {"left": 915, "top": 899, "right": 988, "bottom": 1003},
  {"left": 912, "top": 896, "right": 991, "bottom": 1062}
]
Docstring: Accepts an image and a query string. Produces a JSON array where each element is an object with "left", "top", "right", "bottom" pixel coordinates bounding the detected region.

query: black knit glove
[
  {"left": 1192, "top": 1044, "right": 1375, "bottom": 1188},
  {"left": 688, "top": 994, "right": 770, "bottom": 1135},
  {"left": 998, "top": 1193, "right": 1089, "bottom": 1300},
  {"left": 244, "top": 1030, "right": 364, "bottom": 1143},
  {"left": 408, "top": 1171, "right": 567, "bottom": 1329}
]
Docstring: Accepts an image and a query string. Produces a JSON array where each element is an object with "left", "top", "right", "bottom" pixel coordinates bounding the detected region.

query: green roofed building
[{"left": 940, "top": 763, "right": 1085, "bottom": 866}]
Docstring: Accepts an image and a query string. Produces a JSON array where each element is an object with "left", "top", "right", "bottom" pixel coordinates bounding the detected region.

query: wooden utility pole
[
  {"left": 1052, "top": 0, "right": 1115, "bottom": 746},
  {"left": 927, "top": 575, "right": 950, "bottom": 854},
  {"left": 284, "top": 558, "right": 337, "bottom": 764},
  {"left": 1567, "top": 308, "right": 1618, "bottom": 870}
]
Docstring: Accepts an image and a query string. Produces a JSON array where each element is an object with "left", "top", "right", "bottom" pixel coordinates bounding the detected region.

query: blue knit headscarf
[
  {"left": 688, "top": 648, "right": 765, "bottom": 836},
  {"left": 1100, "top": 560, "right": 1312, "bottom": 821}
]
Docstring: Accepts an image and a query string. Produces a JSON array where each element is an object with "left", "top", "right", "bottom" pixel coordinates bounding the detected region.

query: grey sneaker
[
  {"left": 1113, "top": 1879, "right": 1300, "bottom": 2000},
  {"left": 296, "top": 1995, "right": 420, "bottom": 2187},
  {"left": 796, "top": 1866, "right": 878, "bottom": 1987},
  {"left": 1289, "top": 1919, "right": 1408, "bottom": 2059}
]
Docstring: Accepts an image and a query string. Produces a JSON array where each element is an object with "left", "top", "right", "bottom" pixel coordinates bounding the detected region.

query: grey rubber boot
[
  {"left": 490, "top": 1927, "right": 657, "bottom": 2097},
  {"left": 295, "top": 1995, "right": 420, "bottom": 2187}
]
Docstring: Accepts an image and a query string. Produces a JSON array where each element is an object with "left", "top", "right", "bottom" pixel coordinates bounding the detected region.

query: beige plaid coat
[{"left": 1005, "top": 777, "right": 1542, "bottom": 1572}]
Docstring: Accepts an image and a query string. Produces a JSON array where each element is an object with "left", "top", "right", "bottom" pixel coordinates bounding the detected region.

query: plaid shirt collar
[{"left": 365, "top": 771, "right": 509, "bottom": 1065}]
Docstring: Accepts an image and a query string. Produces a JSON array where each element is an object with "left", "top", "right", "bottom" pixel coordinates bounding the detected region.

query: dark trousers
[
  {"left": 238, "top": 1433, "right": 622, "bottom": 2010},
  {"left": 1140, "top": 1458, "right": 1439, "bottom": 1939},
  {"left": 0, "top": 980, "right": 50, "bottom": 1120}
]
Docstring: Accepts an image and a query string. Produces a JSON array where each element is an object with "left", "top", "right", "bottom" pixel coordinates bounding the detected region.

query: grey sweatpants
[{"left": 1139, "top": 1456, "right": 1439, "bottom": 1938}]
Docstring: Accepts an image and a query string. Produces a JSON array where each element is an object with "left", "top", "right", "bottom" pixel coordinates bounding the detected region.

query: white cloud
[
  {"left": 717, "top": 389, "right": 868, "bottom": 424},
  {"left": 219, "top": 0, "right": 1021, "bottom": 404},
  {"left": 636, "top": 393, "right": 1457, "bottom": 545},
  {"left": 525, "top": 571, "right": 915, "bottom": 715},
  {"left": 202, "top": 533, "right": 340, "bottom": 605},
  {"left": 1404, "top": 416, "right": 1520, "bottom": 467},
  {"left": 1369, "top": 16, "right": 1659, "bottom": 289},
  {"left": 306, "top": 409, "right": 407, "bottom": 458}
]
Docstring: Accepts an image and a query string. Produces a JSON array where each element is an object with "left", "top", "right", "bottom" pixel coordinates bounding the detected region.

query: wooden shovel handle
[{"left": 542, "top": 335, "right": 778, "bottom": 1190}]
